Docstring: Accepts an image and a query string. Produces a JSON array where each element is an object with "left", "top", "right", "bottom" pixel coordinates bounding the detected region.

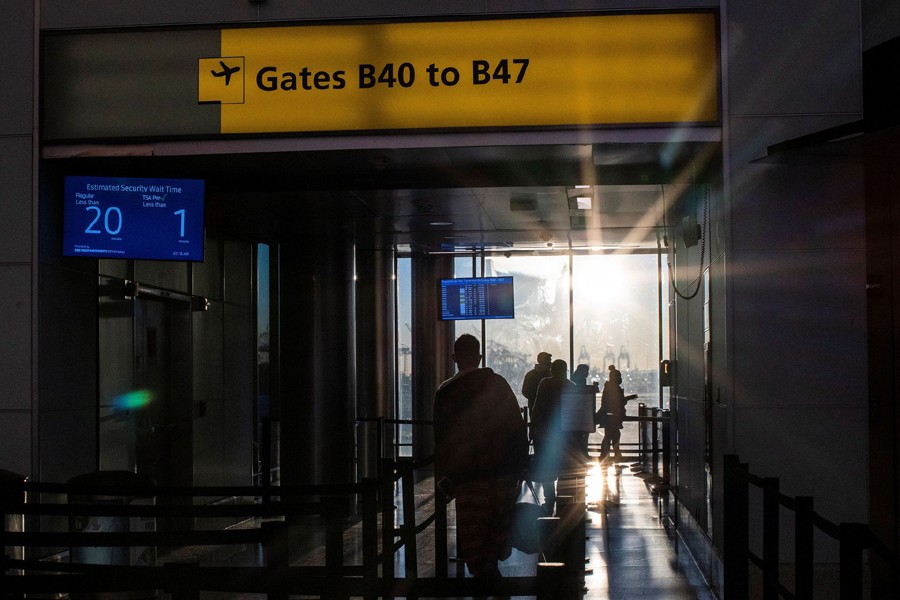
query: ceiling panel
[{"left": 52, "top": 136, "right": 720, "bottom": 253}]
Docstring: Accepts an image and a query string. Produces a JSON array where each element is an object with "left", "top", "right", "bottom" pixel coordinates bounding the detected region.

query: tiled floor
[
  {"left": 385, "top": 460, "right": 716, "bottom": 599},
  {"left": 580, "top": 462, "right": 715, "bottom": 599}
]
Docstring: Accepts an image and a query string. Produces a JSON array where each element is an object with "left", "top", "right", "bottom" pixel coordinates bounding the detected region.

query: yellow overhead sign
[{"left": 201, "top": 13, "right": 719, "bottom": 134}]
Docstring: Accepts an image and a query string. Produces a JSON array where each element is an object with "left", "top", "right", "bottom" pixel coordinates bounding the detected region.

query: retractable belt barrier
[
  {"left": 1, "top": 455, "right": 590, "bottom": 599},
  {"left": 723, "top": 454, "right": 895, "bottom": 600}
]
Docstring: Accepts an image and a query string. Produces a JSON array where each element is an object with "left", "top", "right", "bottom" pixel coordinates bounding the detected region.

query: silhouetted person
[
  {"left": 597, "top": 365, "right": 629, "bottom": 463},
  {"left": 433, "top": 334, "right": 528, "bottom": 578},
  {"left": 521, "top": 352, "right": 552, "bottom": 413},
  {"left": 571, "top": 363, "right": 590, "bottom": 386},
  {"left": 569, "top": 363, "right": 597, "bottom": 462},
  {"left": 530, "top": 359, "right": 576, "bottom": 513}
]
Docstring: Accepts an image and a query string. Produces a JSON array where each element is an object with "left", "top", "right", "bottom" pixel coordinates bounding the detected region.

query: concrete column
[{"left": 279, "top": 225, "right": 355, "bottom": 485}]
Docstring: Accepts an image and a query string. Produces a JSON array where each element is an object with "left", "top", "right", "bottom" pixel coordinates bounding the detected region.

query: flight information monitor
[
  {"left": 439, "top": 276, "right": 515, "bottom": 321},
  {"left": 63, "top": 176, "right": 205, "bottom": 261}
]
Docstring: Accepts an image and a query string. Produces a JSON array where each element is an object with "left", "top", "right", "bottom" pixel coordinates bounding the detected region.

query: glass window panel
[
  {"left": 454, "top": 255, "right": 478, "bottom": 278},
  {"left": 572, "top": 253, "right": 662, "bottom": 405},
  {"left": 480, "top": 254, "right": 571, "bottom": 409},
  {"left": 256, "top": 244, "right": 274, "bottom": 483},
  {"left": 452, "top": 255, "right": 484, "bottom": 352},
  {"left": 396, "top": 257, "right": 413, "bottom": 457},
  {"left": 257, "top": 244, "right": 270, "bottom": 416}
]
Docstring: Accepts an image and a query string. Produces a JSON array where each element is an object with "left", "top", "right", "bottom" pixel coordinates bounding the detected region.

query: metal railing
[
  {"left": 1, "top": 461, "right": 582, "bottom": 599},
  {"left": 633, "top": 405, "right": 671, "bottom": 486},
  {"left": 377, "top": 453, "right": 587, "bottom": 599},
  {"left": 1, "top": 477, "right": 379, "bottom": 598},
  {"left": 723, "top": 454, "right": 895, "bottom": 600},
  {"left": 3, "top": 411, "right": 674, "bottom": 599},
  {"left": 575, "top": 404, "right": 671, "bottom": 471}
]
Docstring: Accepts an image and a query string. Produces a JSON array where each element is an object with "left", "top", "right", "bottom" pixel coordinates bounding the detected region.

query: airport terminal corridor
[
  {"left": 147, "top": 449, "right": 715, "bottom": 600},
  {"left": 8, "top": 4, "right": 891, "bottom": 597}
]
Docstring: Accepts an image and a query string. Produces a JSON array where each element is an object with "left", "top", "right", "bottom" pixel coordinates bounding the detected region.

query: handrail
[
  {"left": 356, "top": 417, "right": 434, "bottom": 426},
  {"left": 2, "top": 454, "right": 580, "bottom": 599},
  {"left": 0, "top": 477, "right": 378, "bottom": 587},
  {"left": 356, "top": 416, "right": 435, "bottom": 484},
  {"left": 723, "top": 454, "right": 896, "bottom": 600},
  {"left": 375, "top": 453, "right": 579, "bottom": 599},
  {"left": 631, "top": 407, "right": 671, "bottom": 489}
]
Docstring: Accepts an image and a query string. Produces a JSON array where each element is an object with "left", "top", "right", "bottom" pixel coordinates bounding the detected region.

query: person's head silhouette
[
  {"left": 608, "top": 364, "right": 622, "bottom": 384},
  {"left": 550, "top": 359, "right": 568, "bottom": 377},
  {"left": 453, "top": 334, "right": 482, "bottom": 370},
  {"left": 572, "top": 364, "right": 590, "bottom": 385}
]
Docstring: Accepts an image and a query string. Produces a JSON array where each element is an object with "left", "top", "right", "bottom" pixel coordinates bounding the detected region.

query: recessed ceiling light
[
  {"left": 430, "top": 221, "right": 454, "bottom": 226},
  {"left": 576, "top": 196, "right": 592, "bottom": 210}
]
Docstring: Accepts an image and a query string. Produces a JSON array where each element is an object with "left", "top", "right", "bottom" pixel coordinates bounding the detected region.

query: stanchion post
[
  {"left": 538, "top": 516, "right": 561, "bottom": 562},
  {"left": 164, "top": 562, "right": 201, "bottom": 600},
  {"left": 651, "top": 407, "right": 660, "bottom": 478},
  {"left": 536, "top": 562, "right": 567, "bottom": 600},
  {"left": 661, "top": 410, "right": 671, "bottom": 485},
  {"left": 839, "top": 522, "right": 866, "bottom": 600},
  {"left": 762, "top": 477, "right": 780, "bottom": 600},
  {"left": 399, "top": 460, "right": 418, "bottom": 582},
  {"left": 262, "top": 520, "right": 289, "bottom": 600},
  {"left": 433, "top": 479, "right": 448, "bottom": 580},
  {"left": 556, "top": 494, "right": 585, "bottom": 592},
  {"left": 380, "top": 457, "right": 396, "bottom": 594},
  {"left": 261, "top": 417, "right": 272, "bottom": 505},
  {"left": 637, "top": 403, "right": 648, "bottom": 470},
  {"left": 794, "top": 496, "right": 814, "bottom": 600},
  {"left": 723, "top": 455, "right": 749, "bottom": 600}
]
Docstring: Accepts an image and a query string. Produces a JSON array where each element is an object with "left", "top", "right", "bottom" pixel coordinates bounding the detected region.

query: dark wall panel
[
  {"left": 38, "top": 264, "right": 98, "bottom": 481},
  {"left": 354, "top": 245, "right": 396, "bottom": 420},
  {"left": 0, "top": 1, "right": 33, "bottom": 135},
  {"left": 280, "top": 226, "right": 355, "bottom": 486},
  {"left": 41, "top": 0, "right": 256, "bottom": 29},
  {"left": 865, "top": 133, "right": 900, "bottom": 596},
  {"left": 42, "top": 31, "right": 221, "bottom": 141},
  {"left": 224, "top": 285, "right": 254, "bottom": 485},
  {"left": 193, "top": 301, "right": 225, "bottom": 488},
  {"left": 411, "top": 255, "right": 454, "bottom": 460}
]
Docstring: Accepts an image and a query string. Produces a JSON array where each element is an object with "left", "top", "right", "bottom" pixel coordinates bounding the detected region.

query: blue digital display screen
[
  {"left": 440, "top": 276, "right": 515, "bottom": 321},
  {"left": 63, "top": 176, "right": 205, "bottom": 261}
]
